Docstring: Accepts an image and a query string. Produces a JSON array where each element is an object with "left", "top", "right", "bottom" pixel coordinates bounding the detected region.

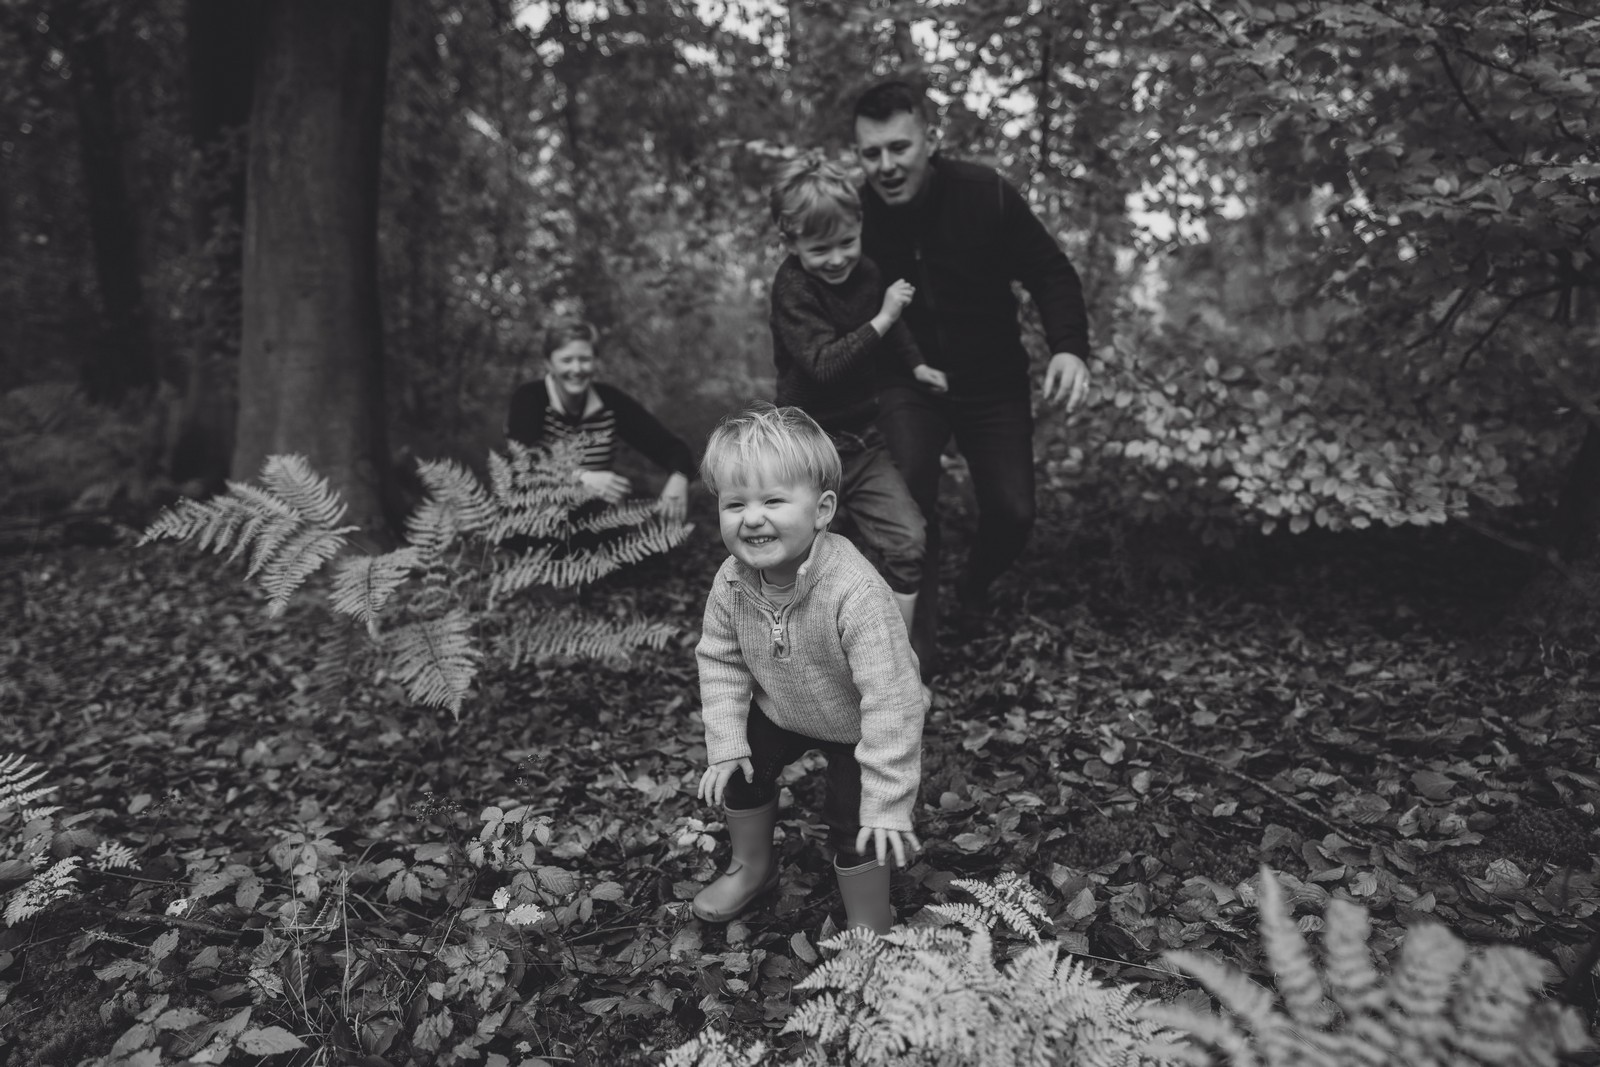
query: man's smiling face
[{"left": 854, "top": 110, "right": 933, "bottom": 207}]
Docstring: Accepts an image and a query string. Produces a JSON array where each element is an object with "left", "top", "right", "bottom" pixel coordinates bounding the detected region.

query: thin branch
[
  {"left": 1406, "top": 280, "right": 1482, "bottom": 353},
  {"left": 1127, "top": 733, "right": 1385, "bottom": 851},
  {"left": 1455, "top": 285, "right": 1562, "bottom": 372},
  {"left": 1433, "top": 43, "right": 1513, "bottom": 157},
  {"left": 84, "top": 902, "right": 241, "bottom": 937},
  {"left": 1524, "top": 338, "right": 1600, "bottom": 437}
]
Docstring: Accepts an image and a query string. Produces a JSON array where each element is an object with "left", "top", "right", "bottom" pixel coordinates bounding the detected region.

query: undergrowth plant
[
  {"left": 665, "top": 869, "right": 1596, "bottom": 1067},
  {"left": 140, "top": 437, "right": 692, "bottom": 714},
  {"left": 666, "top": 872, "right": 1187, "bottom": 1066},
  {"left": 1153, "top": 866, "right": 1594, "bottom": 1067}
]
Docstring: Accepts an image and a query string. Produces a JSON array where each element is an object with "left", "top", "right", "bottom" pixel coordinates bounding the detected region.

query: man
[{"left": 853, "top": 78, "right": 1091, "bottom": 679}]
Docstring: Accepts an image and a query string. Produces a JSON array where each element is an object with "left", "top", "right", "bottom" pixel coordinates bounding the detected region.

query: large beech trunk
[{"left": 235, "top": 0, "right": 394, "bottom": 533}]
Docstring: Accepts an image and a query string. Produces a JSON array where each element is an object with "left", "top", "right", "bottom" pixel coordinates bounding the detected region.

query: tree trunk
[
  {"left": 235, "top": 0, "right": 394, "bottom": 534},
  {"left": 64, "top": 4, "right": 156, "bottom": 402},
  {"left": 168, "top": 0, "right": 257, "bottom": 490}
]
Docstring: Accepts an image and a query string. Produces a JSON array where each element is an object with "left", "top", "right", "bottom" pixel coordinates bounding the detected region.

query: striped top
[{"left": 506, "top": 378, "right": 695, "bottom": 476}]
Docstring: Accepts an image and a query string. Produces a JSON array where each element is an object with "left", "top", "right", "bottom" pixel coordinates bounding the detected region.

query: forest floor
[{"left": 2, "top": 490, "right": 1598, "bottom": 1064}]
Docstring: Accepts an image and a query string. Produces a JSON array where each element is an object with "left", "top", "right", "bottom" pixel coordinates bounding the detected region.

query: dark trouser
[
  {"left": 723, "top": 701, "right": 865, "bottom": 860},
  {"left": 829, "top": 427, "right": 926, "bottom": 594},
  {"left": 875, "top": 384, "right": 1036, "bottom": 674}
]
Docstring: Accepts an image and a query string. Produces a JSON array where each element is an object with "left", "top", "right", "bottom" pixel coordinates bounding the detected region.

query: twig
[
  {"left": 1524, "top": 341, "right": 1600, "bottom": 437},
  {"left": 85, "top": 902, "right": 241, "bottom": 937},
  {"left": 1128, "top": 733, "right": 1385, "bottom": 851},
  {"left": 1433, "top": 43, "right": 1513, "bottom": 156}
]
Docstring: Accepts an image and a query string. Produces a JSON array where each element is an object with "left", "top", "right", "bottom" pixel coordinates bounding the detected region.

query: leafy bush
[{"left": 140, "top": 437, "right": 692, "bottom": 715}]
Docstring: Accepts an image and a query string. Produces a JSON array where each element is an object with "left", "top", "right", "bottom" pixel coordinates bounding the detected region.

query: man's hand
[
  {"left": 657, "top": 472, "right": 689, "bottom": 524},
  {"left": 578, "top": 470, "right": 632, "bottom": 504},
  {"left": 912, "top": 364, "right": 948, "bottom": 394},
  {"left": 855, "top": 826, "right": 922, "bottom": 868},
  {"left": 698, "top": 758, "right": 754, "bottom": 807},
  {"left": 1042, "top": 352, "right": 1090, "bottom": 411}
]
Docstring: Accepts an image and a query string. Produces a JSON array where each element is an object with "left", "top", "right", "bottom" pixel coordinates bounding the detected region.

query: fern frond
[
  {"left": 331, "top": 548, "right": 423, "bottom": 628},
  {"left": 1257, "top": 866, "right": 1332, "bottom": 1029},
  {"left": 5, "top": 856, "right": 80, "bottom": 925},
  {"left": 570, "top": 499, "right": 671, "bottom": 533},
  {"left": 659, "top": 1027, "right": 770, "bottom": 1067},
  {"left": 406, "top": 459, "right": 495, "bottom": 557},
  {"left": 1388, "top": 922, "right": 1465, "bottom": 1047},
  {"left": 259, "top": 454, "right": 349, "bottom": 528},
  {"left": 947, "top": 872, "right": 1049, "bottom": 941},
  {"left": 382, "top": 610, "right": 480, "bottom": 716},
  {"left": 0, "top": 754, "right": 54, "bottom": 815},
  {"left": 259, "top": 521, "right": 349, "bottom": 616},
  {"left": 1323, "top": 896, "right": 1384, "bottom": 1018},
  {"left": 140, "top": 454, "right": 357, "bottom": 613},
  {"left": 1167, "top": 949, "right": 1280, "bottom": 1033},
  {"left": 490, "top": 609, "right": 678, "bottom": 667},
  {"left": 1449, "top": 946, "right": 1553, "bottom": 1065}
]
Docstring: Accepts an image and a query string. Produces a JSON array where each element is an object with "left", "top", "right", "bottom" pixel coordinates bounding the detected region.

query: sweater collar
[
  {"left": 726, "top": 529, "right": 835, "bottom": 598},
  {"left": 544, "top": 375, "right": 603, "bottom": 421}
]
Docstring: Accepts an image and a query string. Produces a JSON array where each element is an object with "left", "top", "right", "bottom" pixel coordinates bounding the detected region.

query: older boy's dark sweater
[{"left": 770, "top": 254, "right": 924, "bottom": 434}]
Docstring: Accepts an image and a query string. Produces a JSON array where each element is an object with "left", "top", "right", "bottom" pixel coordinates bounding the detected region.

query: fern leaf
[
  {"left": 1257, "top": 866, "right": 1331, "bottom": 1029},
  {"left": 0, "top": 754, "right": 54, "bottom": 815},
  {"left": 259, "top": 521, "right": 349, "bottom": 616},
  {"left": 490, "top": 609, "right": 678, "bottom": 667},
  {"left": 259, "top": 454, "right": 349, "bottom": 529},
  {"left": 382, "top": 610, "right": 480, "bottom": 716},
  {"left": 5, "top": 856, "right": 80, "bottom": 925},
  {"left": 1166, "top": 949, "right": 1281, "bottom": 1034},
  {"left": 1449, "top": 945, "right": 1555, "bottom": 1065},
  {"left": 1388, "top": 922, "right": 1465, "bottom": 1048},
  {"left": 330, "top": 548, "right": 422, "bottom": 628},
  {"left": 1322, "top": 896, "right": 1384, "bottom": 1017}
]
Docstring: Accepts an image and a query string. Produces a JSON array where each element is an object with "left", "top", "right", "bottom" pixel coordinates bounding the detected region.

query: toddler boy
[{"left": 693, "top": 403, "right": 927, "bottom": 933}]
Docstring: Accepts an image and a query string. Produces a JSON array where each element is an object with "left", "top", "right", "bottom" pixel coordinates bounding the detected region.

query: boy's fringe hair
[
  {"left": 541, "top": 314, "right": 599, "bottom": 360},
  {"left": 700, "top": 402, "right": 841, "bottom": 497},
  {"left": 769, "top": 154, "right": 861, "bottom": 242}
]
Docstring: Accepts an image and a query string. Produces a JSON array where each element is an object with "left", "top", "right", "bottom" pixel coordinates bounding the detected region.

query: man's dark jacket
[{"left": 860, "top": 155, "right": 1090, "bottom": 398}]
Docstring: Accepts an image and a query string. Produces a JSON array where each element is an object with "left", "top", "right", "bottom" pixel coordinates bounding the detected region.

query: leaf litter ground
[{"left": 1, "top": 494, "right": 1597, "bottom": 1062}]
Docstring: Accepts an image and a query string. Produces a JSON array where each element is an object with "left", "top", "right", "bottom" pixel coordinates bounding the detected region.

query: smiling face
[
  {"left": 716, "top": 469, "right": 837, "bottom": 585},
  {"left": 854, "top": 110, "right": 934, "bottom": 207},
  {"left": 545, "top": 340, "right": 596, "bottom": 403},
  {"left": 789, "top": 220, "right": 863, "bottom": 287}
]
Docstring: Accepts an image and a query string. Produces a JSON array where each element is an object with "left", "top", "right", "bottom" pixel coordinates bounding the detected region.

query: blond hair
[
  {"left": 701, "top": 403, "right": 841, "bottom": 496},
  {"left": 769, "top": 156, "right": 861, "bottom": 242}
]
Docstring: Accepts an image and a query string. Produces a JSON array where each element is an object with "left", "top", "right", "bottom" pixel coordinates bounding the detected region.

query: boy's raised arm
[{"left": 770, "top": 267, "right": 884, "bottom": 386}]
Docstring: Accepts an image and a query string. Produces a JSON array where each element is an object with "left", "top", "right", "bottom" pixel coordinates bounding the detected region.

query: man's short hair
[
  {"left": 769, "top": 156, "right": 861, "bottom": 242},
  {"left": 701, "top": 402, "right": 841, "bottom": 497},
  {"left": 852, "top": 79, "right": 931, "bottom": 125}
]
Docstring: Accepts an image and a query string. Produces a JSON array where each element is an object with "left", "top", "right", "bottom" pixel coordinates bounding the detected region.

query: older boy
[
  {"left": 693, "top": 404, "right": 926, "bottom": 934},
  {"left": 768, "top": 155, "right": 945, "bottom": 638}
]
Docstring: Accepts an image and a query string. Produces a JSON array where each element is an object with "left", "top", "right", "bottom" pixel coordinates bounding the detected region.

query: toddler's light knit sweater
[{"left": 696, "top": 532, "right": 927, "bottom": 831}]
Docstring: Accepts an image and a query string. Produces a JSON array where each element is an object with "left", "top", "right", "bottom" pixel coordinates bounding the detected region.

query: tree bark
[
  {"left": 235, "top": 0, "right": 394, "bottom": 534},
  {"left": 168, "top": 0, "right": 258, "bottom": 490},
  {"left": 64, "top": 3, "right": 156, "bottom": 402}
]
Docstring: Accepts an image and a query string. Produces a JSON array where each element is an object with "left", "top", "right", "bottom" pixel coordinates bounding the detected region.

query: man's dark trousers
[{"left": 876, "top": 383, "right": 1035, "bottom": 678}]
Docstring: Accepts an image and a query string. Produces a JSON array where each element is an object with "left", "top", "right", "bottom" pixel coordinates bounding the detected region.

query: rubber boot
[
  {"left": 692, "top": 799, "right": 779, "bottom": 922},
  {"left": 834, "top": 857, "right": 893, "bottom": 934}
]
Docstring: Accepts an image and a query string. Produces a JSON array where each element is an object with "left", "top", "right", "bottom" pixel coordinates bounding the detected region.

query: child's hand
[
  {"left": 699, "top": 758, "right": 754, "bottom": 807},
  {"left": 912, "top": 364, "right": 948, "bottom": 394},
  {"left": 855, "top": 826, "right": 922, "bottom": 868},
  {"left": 879, "top": 279, "right": 916, "bottom": 322},
  {"left": 578, "top": 470, "right": 632, "bottom": 503}
]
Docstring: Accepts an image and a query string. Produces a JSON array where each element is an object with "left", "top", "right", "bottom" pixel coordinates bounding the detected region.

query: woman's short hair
[
  {"left": 768, "top": 156, "right": 861, "bottom": 243},
  {"left": 541, "top": 315, "right": 599, "bottom": 360},
  {"left": 701, "top": 402, "right": 841, "bottom": 496}
]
